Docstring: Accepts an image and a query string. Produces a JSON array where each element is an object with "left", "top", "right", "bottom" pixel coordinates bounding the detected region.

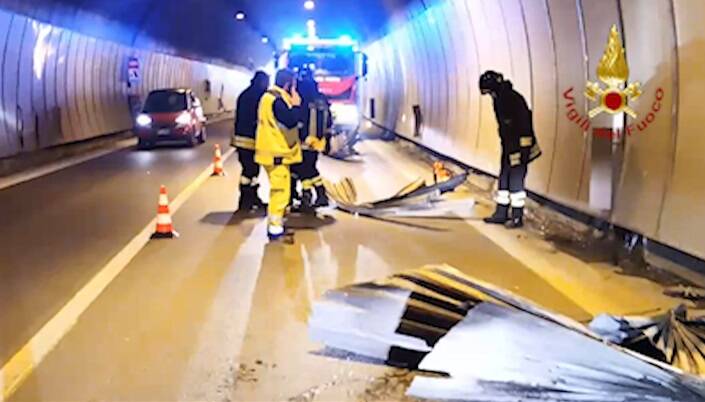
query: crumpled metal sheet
[
  {"left": 323, "top": 172, "right": 468, "bottom": 217},
  {"left": 326, "top": 130, "right": 361, "bottom": 160},
  {"left": 308, "top": 265, "right": 705, "bottom": 401},
  {"left": 590, "top": 305, "right": 705, "bottom": 376}
]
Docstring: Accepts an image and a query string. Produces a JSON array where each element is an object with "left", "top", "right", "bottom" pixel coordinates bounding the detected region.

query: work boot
[
  {"left": 313, "top": 185, "right": 330, "bottom": 208},
  {"left": 237, "top": 185, "right": 254, "bottom": 212},
  {"left": 483, "top": 204, "right": 510, "bottom": 224},
  {"left": 506, "top": 207, "right": 524, "bottom": 229},
  {"left": 300, "top": 189, "right": 315, "bottom": 212},
  {"left": 252, "top": 185, "right": 267, "bottom": 210},
  {"left": 268, "top": 226, "right": 294, "bottom": 243}
]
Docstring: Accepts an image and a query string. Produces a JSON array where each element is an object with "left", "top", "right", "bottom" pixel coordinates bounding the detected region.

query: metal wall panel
[
  {"left": 56, "top": 30, "right": 72, "bottom": 144},
  {"left": 41, "top": 26, "right": 62, "bottom": 147},
  {"left": 0, "top": 9, "right": 14, "bottom": 157},
  {"left": 18, "top": 18, "right": 37, "bottom": 151},
  {"left": 82, "top": 37, "right": 99, "bottom": 137},
  {"left": 453, "top": 0, "right": 482, "bottom": 166},
  {"left": 543, "top": 0, "right": 588, "bottom": 209},
  {"left": 3, "top": 15, "right": 24, "bottom": 154},
  {"left": 659, "top": 0, "right": 705, "bottom": 259},
  {"left": 520, "top": 0, "right": 557, "bottom": 194},
  {"left": 614, "top": 0, "right": 677, "bottom": 237}
]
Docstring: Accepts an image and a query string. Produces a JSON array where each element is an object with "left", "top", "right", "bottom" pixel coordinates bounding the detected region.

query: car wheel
[
  {"left": 187, "top": 133, "right": 197, "bottom": 147},
  {"left": 197, "top": 127, "right": 207, "bottom": 144},
  {"left": 138, "top": 138, "right": 153, "bottom": 150}
]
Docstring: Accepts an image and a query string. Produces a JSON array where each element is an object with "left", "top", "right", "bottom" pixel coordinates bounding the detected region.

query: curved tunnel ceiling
[{"left": 0, "top": 0, "right": 411, "bottom": 68}]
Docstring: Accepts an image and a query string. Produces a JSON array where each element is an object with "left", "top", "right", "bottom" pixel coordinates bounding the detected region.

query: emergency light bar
[{"left": 283, "top": 35, "right": 358, "bottom": 50}]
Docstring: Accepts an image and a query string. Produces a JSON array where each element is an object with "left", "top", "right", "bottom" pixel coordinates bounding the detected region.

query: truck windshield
[
  {"left": 289, "top": 45, "right": 355, "bottom": 77},
  {"left": 143, "top": 91, "right": 187, "bottom": 113}
]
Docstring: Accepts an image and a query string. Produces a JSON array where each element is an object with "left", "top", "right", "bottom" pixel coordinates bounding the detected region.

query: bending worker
[
  {"left": 232, "top": 71, "right": 270, "bottom": 212},
  {"left": 479, "top": 70, "right": 541, "bottom": 229},
  {"left": 255, "top": 69, "right": 302, "bottom": 241},
  {"left": 292, "top": 71, "right": 332, "bottom": 211}
]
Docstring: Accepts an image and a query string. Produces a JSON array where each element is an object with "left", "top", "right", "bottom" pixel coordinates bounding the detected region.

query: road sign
[{"left": 127, "top": 57, "right": 140, "bottom": 85}]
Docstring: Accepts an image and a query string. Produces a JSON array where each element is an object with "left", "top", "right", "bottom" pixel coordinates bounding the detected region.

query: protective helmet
[{"left": 479, "top": 70, "right": 504, "bottom": 94}]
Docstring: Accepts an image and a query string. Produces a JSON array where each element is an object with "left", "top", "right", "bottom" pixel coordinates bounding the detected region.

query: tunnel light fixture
[
  {"left": 136, "top": 114, "right": 152, "bottom": 127},
  {"left": 235, "top": 11, "right": 246, "bottom": 21},
  {"left": 304, "top": 0, "right": 315, "bottom": 10}
]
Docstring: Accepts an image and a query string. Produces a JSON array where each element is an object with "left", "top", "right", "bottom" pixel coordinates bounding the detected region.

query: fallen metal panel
[
  {"left": 590, "top": 306, "right": 705, "bottom": 376},
  {"left": 308, "top": 264, "right": 705, "bottom": 401}
]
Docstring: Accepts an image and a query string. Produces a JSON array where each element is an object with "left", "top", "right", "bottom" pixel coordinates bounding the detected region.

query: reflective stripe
[
  {"left": 510, "top": 191, "right": 527, "bottom": 208},
  {"left": 310, "top": 106, "right": 318, "bottom": 139},
  {"left": 495, "top": 190, "right": 510, "bottom": 205},
  {"left": 509, "top": 152, "right": 521, "bottom": 167},
  {"left": 520, "top": 137, "right": 533, "bottom": 147},
  {"left": 240, "top": 176, "right": 252, "bottom": 185},
  {"left": 268, "top": 223, "right": 284, "bottom": 235},
  {"left": 302, "top": 179, "right": 314, "bottom": 190},
  {"left": 530, "top": 143, "right": 542, "bottom": 160},
  {"left": 233, "top": 135, "right": 256, "bottom": 150}
]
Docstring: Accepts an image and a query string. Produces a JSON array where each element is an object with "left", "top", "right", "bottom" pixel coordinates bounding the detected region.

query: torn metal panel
[
  {"left": 323, "top": 172, "right": 469, "bottom": 217},
  {"left": 308, "top": 265, "right": 705, "bottom": 401},
  {"left": 326, "top": 130, "right": 361, "bottom": 160},
  {"left": 590, "top": 306, "right": 705, "bottom": 376}
]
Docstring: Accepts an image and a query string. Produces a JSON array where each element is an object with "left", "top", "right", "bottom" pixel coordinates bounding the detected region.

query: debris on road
[
  {"left": 308, "top": 264, "right": 705, "bottom": 401},
  {"left": 590, "top": 305, "right": 705, "bottom": 376},
  {"left": 323, "top": 170, "right": 471, "bottom": 218},
  {"left": 665, "top": 285, "right": 705, "bottom": 301}
]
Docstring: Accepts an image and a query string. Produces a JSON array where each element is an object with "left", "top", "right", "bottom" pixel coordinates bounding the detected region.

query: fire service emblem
[{"left": 584, "top": 25, "right": 642, "bottom": 118}]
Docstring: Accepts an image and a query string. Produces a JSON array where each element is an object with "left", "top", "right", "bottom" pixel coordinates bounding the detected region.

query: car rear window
[{"left": 143, "top": 91, "right": 187, "bottom": 113}]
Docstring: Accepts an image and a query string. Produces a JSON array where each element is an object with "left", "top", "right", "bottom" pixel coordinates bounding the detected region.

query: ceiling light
[
  {"left": 235, "top": 11, "right": 245, "bottom": 20},
  {"left": 304, "top": 0, "right": 315, "bottom": 10},
  {"left": 261, "top": 36, "right": 269, "bottom": 44}
]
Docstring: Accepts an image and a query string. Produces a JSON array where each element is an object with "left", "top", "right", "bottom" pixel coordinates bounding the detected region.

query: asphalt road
[{"left": 0, "top": 120, "right": 234, "bottom": 366}]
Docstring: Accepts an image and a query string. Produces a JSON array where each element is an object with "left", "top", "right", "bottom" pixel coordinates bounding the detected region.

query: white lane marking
[
  {"left": 0, "top": 117, "right": 233, "bottom": 191},
  {"left": 0, "top": 139, "right": 134, "bottom": 191},
  {"left": 0, "top": 148, "right": 235, "bottom": 402}
]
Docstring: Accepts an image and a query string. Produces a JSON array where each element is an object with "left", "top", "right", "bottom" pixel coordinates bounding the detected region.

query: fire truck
[{"left": 278, "top": 35, "right": 368, "bottom": 137}]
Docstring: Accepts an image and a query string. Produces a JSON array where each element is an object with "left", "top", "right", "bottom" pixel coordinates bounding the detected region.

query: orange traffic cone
[
  {"left": 212, "top": 144, "right": 226, "bottom": 176},
  {"left": 152, "top": 185, "right": 179, "bottom": 239},
  {"left": 433, "top": 161, "right": 452, "bottom": 184}
]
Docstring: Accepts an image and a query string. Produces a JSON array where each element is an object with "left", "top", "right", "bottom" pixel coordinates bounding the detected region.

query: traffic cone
[
  {"left": 212, "top": 144, "right": 226, "bottom": 176},
  {"left": 433, "top": 161, "right": 452, "bottom": 184},
  {"left": 152, "top": 185, "right": 179, "bottom": 239}
]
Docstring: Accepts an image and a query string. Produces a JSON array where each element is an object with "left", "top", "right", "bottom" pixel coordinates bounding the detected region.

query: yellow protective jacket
[{"left": 255, "top": 86, "right": 302, "bottom": 166}]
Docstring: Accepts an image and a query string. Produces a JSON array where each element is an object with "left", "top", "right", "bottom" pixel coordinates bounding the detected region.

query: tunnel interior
[{"left": 2, "top": 0, "right": 705, "bottom": 400}]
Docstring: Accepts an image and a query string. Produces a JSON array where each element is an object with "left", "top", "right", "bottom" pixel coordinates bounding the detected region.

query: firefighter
[
  {"left": 479, "top": 70, "right": 541, "bottom": 228},
  {"left": 255, "top": 69, "right": 303, "bottom": 240},
  {"left": 292, "top": 71, "right": 332, "bottom": 211},
  {"left": 232, "top": 70, "right": 270, "bottom": 212}
]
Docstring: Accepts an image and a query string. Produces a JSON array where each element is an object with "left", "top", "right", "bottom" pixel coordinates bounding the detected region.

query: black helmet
[{"left": 479, "top": 70, "right": 503, "bottom": 94}]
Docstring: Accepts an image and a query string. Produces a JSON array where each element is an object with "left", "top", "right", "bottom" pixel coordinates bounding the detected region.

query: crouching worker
[
  {"left": 232, "top": 71, "right": 269, "bottom": 212},
  {"left": 293, "top": 72, "right": 332, "bottom": 211},
  {"left": 479, "top": 70, "right": 541, "bottom": 228},
  {"left": 255, "top": 69, "right": 303, "bottom": 241}
]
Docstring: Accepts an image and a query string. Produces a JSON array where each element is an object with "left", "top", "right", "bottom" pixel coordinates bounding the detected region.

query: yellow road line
[{"left": 0, "top": 148, "right": 235, "bottom": 402}]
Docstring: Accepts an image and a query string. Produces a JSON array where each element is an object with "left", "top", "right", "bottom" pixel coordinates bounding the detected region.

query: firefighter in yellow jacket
[{"left": 255, "top": 69, "right": 303, "bottom": 241}]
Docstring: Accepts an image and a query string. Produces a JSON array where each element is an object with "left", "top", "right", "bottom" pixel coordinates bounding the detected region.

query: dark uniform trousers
[{"left": 237, "top": 148, "right": 260, "bottom": 187}]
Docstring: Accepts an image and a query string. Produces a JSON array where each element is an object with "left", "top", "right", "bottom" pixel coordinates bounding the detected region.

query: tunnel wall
[
  {"left": 0, "top": 7, "right": 251, "bottom": 160},
  {"left": 361, "top": 0, "right": 705, "bottom": 260}
]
